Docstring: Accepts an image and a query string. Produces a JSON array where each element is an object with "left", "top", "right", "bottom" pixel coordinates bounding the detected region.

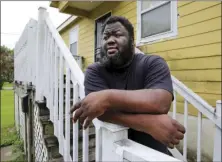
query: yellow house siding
[
  {"left": 139, "top": 1, "right": 221, "bottom": 110},
  {"left": 59, "top": 1, "right": 221, "bottom": 113}
]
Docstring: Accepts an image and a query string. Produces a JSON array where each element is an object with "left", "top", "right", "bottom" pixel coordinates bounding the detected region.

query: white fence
[{"left": 14, "top": 7, "right": 221, "bottom": 162}]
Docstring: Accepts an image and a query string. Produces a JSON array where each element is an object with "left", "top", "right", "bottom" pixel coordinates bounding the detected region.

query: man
[{"left": 70, "top": 16, "right": 185, "bottom": 155}]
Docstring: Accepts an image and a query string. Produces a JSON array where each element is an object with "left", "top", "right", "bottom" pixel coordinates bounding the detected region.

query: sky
[{"left": 1, "top": 1, "right": 70, "bottom": 49}]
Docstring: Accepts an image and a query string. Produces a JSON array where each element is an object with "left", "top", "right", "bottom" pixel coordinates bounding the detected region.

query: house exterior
[
  {"left": 51, "top": 1, "right": 221, "bottom": 116},
  {"left": 13, "top": 2, "right": 221, "bottom": 161}
]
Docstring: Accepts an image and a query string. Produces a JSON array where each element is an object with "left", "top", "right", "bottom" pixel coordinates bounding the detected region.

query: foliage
[
  {"left": 0, "top": 45, "right": 14, "bottom": 85},
  {"left": 1, "top": 126, "right": 18, "bottom": 147},
  {"left": 1, "top": 126, "right": 25, "bottom": 162},
  {"left": 11, "top": 136, "right": 25, "bottom": 162}
]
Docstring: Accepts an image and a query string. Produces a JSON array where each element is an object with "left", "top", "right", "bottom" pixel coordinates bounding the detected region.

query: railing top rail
[
  {"left": 115, "top": 139, "right": 181, "bottom": 162},
  {"left": 15, "top": 19, "right": 37, "bottom": 55},
  {"left": 44, "top": 13, "right": 85, "bottom": 99},
  {"left": 172, "top": 75, "right": 221, "bottom": 128}
]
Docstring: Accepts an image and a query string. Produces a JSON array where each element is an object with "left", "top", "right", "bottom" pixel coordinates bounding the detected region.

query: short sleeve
[
  {"left": 144, "top": 56, "right": 173, "bottom": 98},
  {"left": 84, "top": 64, "right": 108, "bottom": 96}
]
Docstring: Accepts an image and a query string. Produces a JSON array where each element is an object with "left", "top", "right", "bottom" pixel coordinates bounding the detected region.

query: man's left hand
[{"left": 70, "top": 90, "right": 111, "bottom": 129}]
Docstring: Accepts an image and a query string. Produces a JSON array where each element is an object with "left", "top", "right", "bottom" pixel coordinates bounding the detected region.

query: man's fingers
[
  {"left": 176, "top": 122, "right": 186, "bottom": 134},
  {"left": 73, "top": 108, "right": 83, "bottom": 123},
  {"left": 167, "top": 143, "right": 174, "bottom": 149},
  {"left": 171, "top": 138, "right": 180, "bottom": 145},
  {"left": 70, "top": 101, "right": 81, "bottom": 114},
  {"left": 79, "top": 113, "right": 87, "bottom": 125},
  {"left": 83, "top": 117, "right": 92, "bottom": 129},
  {"left": 175, "top": 132, "right": 184, "bottom": 140}
]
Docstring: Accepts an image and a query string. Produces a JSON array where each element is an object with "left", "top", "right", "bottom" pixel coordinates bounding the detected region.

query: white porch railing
[
  {"left": 170, "top": 76, "right": 221, "bottom": 161},
  {"left": 14, "top": 7, "right": 221, "bottom": 162}
]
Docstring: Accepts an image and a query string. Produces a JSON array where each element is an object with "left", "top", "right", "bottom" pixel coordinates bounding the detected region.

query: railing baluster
[
  {"left": 43, "top": 24, "right": 48, "bottom": 98},
  {"left": 59, "top": 54, "right": 64, "bottom": 155},
  {"left": 54, "top": 46, "right": 59, "bottom": 136},
  {"left": 83, "top": 128, "right": 89, "bottom": 162},
  {"left": 96, "top": 127, "right": 102, "bottom": 161},
  {"left": 73, "top": 82, "right": 79, "bottom": 161},
  {"left": 65, "top": 67, "right": 71, "bottom": 161},
  {"left": 183, "top": 99, "right": 188, "bottom": 160},
  {"left": 49, "top": 36, "right": 54, "bottom": 122},
  {"left": 197, "top": 111, "right": 202, "bottom": 162},
  {"left": 213, "top": 100, "right": 221, "bottom": 161},
  {"left": 173, "top": 90, "right": 177, "bottom": 119}
]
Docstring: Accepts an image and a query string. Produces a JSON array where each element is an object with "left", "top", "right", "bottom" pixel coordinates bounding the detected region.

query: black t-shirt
[{"left": 84, "top": 53, "right": 173, "bottom": 155}]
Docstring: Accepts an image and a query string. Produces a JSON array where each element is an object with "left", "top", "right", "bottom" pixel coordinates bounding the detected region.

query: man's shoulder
[
  {"left": 134, "top": 53, "right": 166, "bottom": 67},
  {"left": 85, "top": 62, "right": 102, "bottom": 75}
]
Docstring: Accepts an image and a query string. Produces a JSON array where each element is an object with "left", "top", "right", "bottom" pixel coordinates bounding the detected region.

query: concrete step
[
  {"left": 44, "top": 135, "right": 62, "bottom": 159},
  {"left": 49, "top": 156, "right": 64, "bottom": 162}
]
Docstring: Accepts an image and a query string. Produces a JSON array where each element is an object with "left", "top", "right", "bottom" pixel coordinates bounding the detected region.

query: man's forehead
[{"left": 104, "top": 22, "right": 125, "bottom": 32}]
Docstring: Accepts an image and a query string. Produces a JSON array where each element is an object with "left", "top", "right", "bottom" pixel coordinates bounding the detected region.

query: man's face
[{"left": 101, "top": 22, "right": 133, "bottom": 68}]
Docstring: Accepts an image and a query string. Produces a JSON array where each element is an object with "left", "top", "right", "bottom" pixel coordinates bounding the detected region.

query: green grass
[
  {"left": 1, "top": 90, "right": 14, "bottom": 128},
  {"left": 2, "top": 82, "right": 13, "bottom": 88},
  {"left": 1, "top": 90, "right": 15, "bottom": 146}
]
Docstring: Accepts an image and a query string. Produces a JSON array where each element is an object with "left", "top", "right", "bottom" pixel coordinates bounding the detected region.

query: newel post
[
  {"left": 213, "top": 100, "right": 221, "bottom": 162},
  {"left": 93, "top": 119, "right": 129, "bottom": 161},
  {"left": 35, "top": 7, "right": 46, "bottom": 101}
]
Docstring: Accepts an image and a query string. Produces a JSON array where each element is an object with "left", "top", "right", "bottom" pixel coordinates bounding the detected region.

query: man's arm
[
  {"left": 103, "top": 88, "right": 172, "bottom": 114},
  {"left": 72, "top": 56, "right": 173, "bottom": 120},
  {"left": 97, "top": 111, "right": 185, "bottom": 148}
]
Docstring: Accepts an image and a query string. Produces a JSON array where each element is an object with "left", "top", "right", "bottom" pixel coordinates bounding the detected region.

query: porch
[{"left": 13, "top": 7, "right": 221, "bottom": 162}]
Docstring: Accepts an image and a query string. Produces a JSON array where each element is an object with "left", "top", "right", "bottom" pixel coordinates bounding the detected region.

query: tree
[{"left": 0, "top": 45, "right": 14, "bottom": 86}]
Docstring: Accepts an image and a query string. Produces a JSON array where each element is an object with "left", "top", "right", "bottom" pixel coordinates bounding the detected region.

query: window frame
[
  {"left": 136, "top": 1, "right": 178, "bottom": 45},
  {"left": 69, "top": 25, "right": 79, "bottom": 56}
]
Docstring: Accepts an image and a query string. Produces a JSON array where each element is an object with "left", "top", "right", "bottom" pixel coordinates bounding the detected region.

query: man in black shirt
[{"left": 71, "top": 16, "right": 185, "bottom": 155}]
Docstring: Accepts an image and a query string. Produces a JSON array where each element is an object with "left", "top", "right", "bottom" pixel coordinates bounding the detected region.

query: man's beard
[{"left": 99, "top": 40, "right": 134, "bottom": 69}]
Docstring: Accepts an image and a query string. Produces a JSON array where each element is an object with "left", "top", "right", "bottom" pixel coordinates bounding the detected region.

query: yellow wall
[
  {"left": 59, "top": 1, "right": 221, "bottom": 115},
  {"left": 138, "top": 1, "right": 221, "bottom": 115}
]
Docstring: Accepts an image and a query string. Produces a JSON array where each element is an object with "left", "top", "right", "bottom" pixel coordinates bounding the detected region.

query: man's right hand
[{"left": 141, "top": 114, "right": 185, "bottom": 149}]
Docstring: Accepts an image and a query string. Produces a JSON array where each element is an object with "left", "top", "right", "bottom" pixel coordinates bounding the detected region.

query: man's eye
[
  {"left": 116, "top": 34, "right": 121, "bottom": 38},
  {"left": 103, "top": 36, "right": 108, "bottom": 40}
]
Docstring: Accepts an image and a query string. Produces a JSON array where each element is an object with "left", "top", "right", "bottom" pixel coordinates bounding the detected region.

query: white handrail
[
  {"left": 44, "top": 15, "right": 85, "bottom": 99},
  {"left": 172, "top": 76, "right": 221, "bottom": 128},
  {"left": 115, "top": 139, "right": 181, "bottom": 162}
]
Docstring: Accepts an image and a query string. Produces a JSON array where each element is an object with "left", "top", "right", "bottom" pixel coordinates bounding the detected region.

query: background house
[
  {"left": 50, "top": 1, "right": 221, "bottom": 114},
  {"left": 12, "top": 1, "right": 221, "bottom": 161},
  {"left": 50, "top": 1, "right": 221, "bottom": 159}
]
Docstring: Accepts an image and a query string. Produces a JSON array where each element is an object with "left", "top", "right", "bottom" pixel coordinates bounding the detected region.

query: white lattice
[{"left": 33, "top": 104, "right": 48, "bottom": 162}]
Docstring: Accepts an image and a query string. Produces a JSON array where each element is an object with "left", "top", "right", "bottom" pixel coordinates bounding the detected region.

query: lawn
[
  {"left": 2, "top": 82, "right": 13, "bottom": 88},
  {"left": 1, "top": 89, "right": 16, "bottom": 147},
  {"left": 1, "top": 90, "right": 14, "bottom": 128}
]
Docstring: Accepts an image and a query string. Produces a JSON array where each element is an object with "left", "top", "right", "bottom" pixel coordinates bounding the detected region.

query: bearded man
[{"left": 71, "top": 16, "right": 185, "bottom": 156}]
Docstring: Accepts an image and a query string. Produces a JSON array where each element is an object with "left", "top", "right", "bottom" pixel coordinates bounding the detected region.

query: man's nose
[{"left": 107, "top": 36, "right": 115, "bottom": 45}]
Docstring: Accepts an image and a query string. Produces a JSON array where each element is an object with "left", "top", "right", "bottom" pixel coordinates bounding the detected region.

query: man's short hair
[{"left": 101, "top": 16, "right": 134, "bottom": 41}]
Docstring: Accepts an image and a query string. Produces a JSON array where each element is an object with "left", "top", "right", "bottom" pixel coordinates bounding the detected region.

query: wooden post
[
  {"left": 213, "top": 100, "right": 221, "bottom": 162},
  {"left": 93, "top": 119, "right": 128, "bottom": 161},
  {"left": 36, "top": 7, "right": 46, "bottom": 101}
]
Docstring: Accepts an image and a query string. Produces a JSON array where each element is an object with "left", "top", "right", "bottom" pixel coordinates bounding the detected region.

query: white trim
[
  {"left": 136, "top": 1, "right": 178, "bottom": 46},
  {"left": 57, "top": 16, "right": 77, "bottom": 32},
  {"left": 69, "top": 25, "right": 79, "bottom": 56}
]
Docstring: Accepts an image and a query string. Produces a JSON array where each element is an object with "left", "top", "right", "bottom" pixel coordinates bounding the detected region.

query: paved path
[{"left": 0, "top": 145, "right": 19, "bottom": 161}]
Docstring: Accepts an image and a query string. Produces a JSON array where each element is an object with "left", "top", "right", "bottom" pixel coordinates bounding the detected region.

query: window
[
  {"left": 137, "top": 1, "right": 177, "bottom": 44},
  {"left": 69, "top": 26, "right": 78, "bottom": 56}
]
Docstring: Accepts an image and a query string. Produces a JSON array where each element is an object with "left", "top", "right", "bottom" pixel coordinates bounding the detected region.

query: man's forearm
[
  {"left": 98, "top": 111, "right": 156, "bottom": 134},
  {"left": 106, "top": 89, "right": 172, "bottom": 114}
]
